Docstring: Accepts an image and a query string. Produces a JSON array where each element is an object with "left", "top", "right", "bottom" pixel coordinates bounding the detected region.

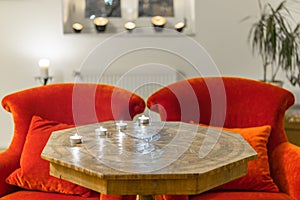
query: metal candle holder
[{"left": 35, "top": 76, "right": 53, "bottom": 86}]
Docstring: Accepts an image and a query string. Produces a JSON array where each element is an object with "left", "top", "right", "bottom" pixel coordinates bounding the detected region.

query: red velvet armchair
[
  {"left": 0, "top": 83, "right": 145, "bottom": 200},
  {"left": 147, "top": 77, "right": 300, "bottom": 200}
]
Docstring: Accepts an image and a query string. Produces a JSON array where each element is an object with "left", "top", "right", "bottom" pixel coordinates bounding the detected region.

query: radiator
[{"left": 73, "top": 71, "right": 180, "bottom": 99}]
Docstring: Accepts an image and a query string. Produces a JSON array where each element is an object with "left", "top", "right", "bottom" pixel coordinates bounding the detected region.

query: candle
[
  {"left": 69, "top": 134, "right": 82, "bottom": 145},
  {"left": 174, "top": 22, "right": 185, "bottom": 32},
  {"left": 151, "top": 16, "right": 167, "bottom": 27},
  {"left": 116, "top": 121, "right": 127, "bottom": 130},
  {"left": 72, "top": 23, "right": 83, "bottom": 33},
  {"left": 40, "top": 66, "right": 48, "bottom": 78},
  {"left": 38, "top": 58, "right": 50, "bottom": 78},
  {"left": 138, "top": 115, "right": 149, "bottom": 125},
  {"left": 95, "top": 126, "right": 107, "bottom": 136},
  {"left": 93, "top": 17, "right": 109, "bottom": 32},
  {"left": 124, "top": 22, "right": 136, "bottom": 31}
]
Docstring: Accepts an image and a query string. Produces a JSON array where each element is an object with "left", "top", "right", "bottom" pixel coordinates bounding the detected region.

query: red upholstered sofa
[
  {"left": 147, "top": 77, "right": 300, "bottom": 200},
  {"left": 0, "top": 83, "right": 145, "bottom": 200}
]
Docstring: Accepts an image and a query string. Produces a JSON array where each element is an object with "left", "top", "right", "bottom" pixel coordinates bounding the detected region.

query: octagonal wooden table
[{"left": 41, "top": 121, "right": 257, "bottom": 200}]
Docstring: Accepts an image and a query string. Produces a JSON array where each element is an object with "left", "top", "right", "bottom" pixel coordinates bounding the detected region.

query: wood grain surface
[{"left": 42, "top": 121, "right": 257, "bottom": 196}]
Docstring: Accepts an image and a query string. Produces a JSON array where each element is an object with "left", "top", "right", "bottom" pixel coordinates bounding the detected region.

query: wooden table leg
[{"left": 136, "top": 195, "right": 154, "bottom": 200}]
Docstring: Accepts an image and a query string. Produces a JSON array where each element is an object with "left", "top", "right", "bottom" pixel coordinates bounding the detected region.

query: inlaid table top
[{"left": 41, "top": 120, "right": 257, "bottom": 197}]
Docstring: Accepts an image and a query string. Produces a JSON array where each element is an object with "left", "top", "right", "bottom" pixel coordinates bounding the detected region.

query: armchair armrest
[
  {"left": 0, "top": 150, "right": 20, "bottom": 197},
  {"left": 270, "top": 142, "right": 300, "bottom": 199}
]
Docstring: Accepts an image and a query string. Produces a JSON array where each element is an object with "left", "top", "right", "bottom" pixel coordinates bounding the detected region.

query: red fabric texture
[
  {"left": 270, "top": 142, "right": 300, "bottom": 199},
  {"left": 209, "top": 125, "right": 278, "bottom": 192},
  {"left": 147, "top": 77, "right": 300, "bottom": 199},
  {"left": 6, "top": 115, "right": 91, "bottom": 197},
  {"left": 160, "top": 125, "right": 278, "bottom": 200},
  {"left": 0, "top": 83, "right": 145, "bottom": 199},
  {"left": 157, "top": 191, "right": 292, "bottom": 200},
  {"left": 189, "top": 191, "right": 293, "bottom": 200},
  {"left": 100, "top": 194, "right": 136, "bottom": 200},
  {"left": 147, "top": 77, "right": 294, "bottom": 151},
  {"left": 0, "top": 150, "right": 20, "bottom": 196},
  {"left": 0, "top": 190, "right": 100, "bottom": 200},
  {"left": 155, "top": 195, "right": 188, "bottom": 200}
]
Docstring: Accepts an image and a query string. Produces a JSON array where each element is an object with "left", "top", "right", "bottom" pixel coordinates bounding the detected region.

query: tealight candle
[
  {"left": 151, "top": 16, "right": 167, "bottom": 27},
  {"left": 95, "top": 126, "right": 107, "bottom": 136},
  {"left": 174, "top": 22, "right": 185, "bottom": 32},
  {"left": 93, "top": 17, "right": 109, "bottom": 32},
  {"left": 151, "top": 16, "right": 167, "bottom": 32},
  {"left": 116, "top": 121, "right": 127, "bottom": 130},
  {"left": 124, "top": 22, "right": 136, "bottom": 31},
  {"left": 38, "top": 59, "right": 50, "bottom": 78},
  {"left": 69, "top": 134, "right": 82, "bottom": 145},
  {"left": 72, "top": 23, "right": 83, "bottom": 33},
  {"left": 138, "top": 115, "right": 149, "bottom": 125}
]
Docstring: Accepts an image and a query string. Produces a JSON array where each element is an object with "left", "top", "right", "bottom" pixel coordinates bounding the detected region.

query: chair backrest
[
  {"left": 147, "top": 77, "right": 294, "bottom": 152},
  {"left": 2, "top": 83, "right": 145, "bottom": 155}
]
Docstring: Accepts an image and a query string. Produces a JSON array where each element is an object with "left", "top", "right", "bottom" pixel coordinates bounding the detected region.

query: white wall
[{"left": 0, "top": 0, "right": 299, "bottom": 148}]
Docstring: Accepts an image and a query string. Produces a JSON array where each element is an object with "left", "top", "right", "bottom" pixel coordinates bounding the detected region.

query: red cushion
[
  {"left": 0, "top": 190, "right": 99, "bottom": 200},
  {"left": 160, "top": 125, "right": 280, "bottom": 200},
  {"left": 100, "top": 194, "right": 136, "bottom": 200},
  {"left": 0, "top": 191, "right": 138, "bottom": 200},
  {"left": 5, "top": 116, "right": 92, "bottom": 197},
  {"left": 5, "top": 115, "right": 138, "bottom": 200},
  {"left": 189, "top": 191, "right": 292, "bottom": 200},
  {"left": 1, "top": 190, "right": 136, "bottom": 200},
  {"left": 160, "top": 192, "right": 292, "bottom": 200},
  {"left": 214, "top": 125, "right": 279, "bottom": 192}
]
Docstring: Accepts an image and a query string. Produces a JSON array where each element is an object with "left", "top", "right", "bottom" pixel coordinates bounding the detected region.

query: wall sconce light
[
  {"left": 72, "top": 23, "right": 83, "bottom": 33},
  {"left": 151, "top": 16, "right": 167, "bottom": 32},
  {"left": 35, "top": 58, "right": 52, "bottom": 85},
  {"left": 93, "top": 17, "right": 109, "bottom": 32},
  {"left": 124, "top": 22, "right": 136, "bottom": 32},
  {"left": 174, "top": 22, "right": 185, "bottom": 32}
]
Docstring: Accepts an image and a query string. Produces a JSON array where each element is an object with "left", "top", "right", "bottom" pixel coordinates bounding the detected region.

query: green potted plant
[{"left": 248, "top": 0, "right": 300, "bottom": 86}]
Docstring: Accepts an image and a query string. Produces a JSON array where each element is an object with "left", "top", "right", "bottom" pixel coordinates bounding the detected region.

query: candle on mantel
[{"left": 38, "top": 58, "right": 50, "bottom": 78}]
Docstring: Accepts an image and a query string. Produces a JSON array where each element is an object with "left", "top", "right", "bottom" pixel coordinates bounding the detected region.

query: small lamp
[{"left": 36, "top": 58, "right": 52, "bottom": 85}]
